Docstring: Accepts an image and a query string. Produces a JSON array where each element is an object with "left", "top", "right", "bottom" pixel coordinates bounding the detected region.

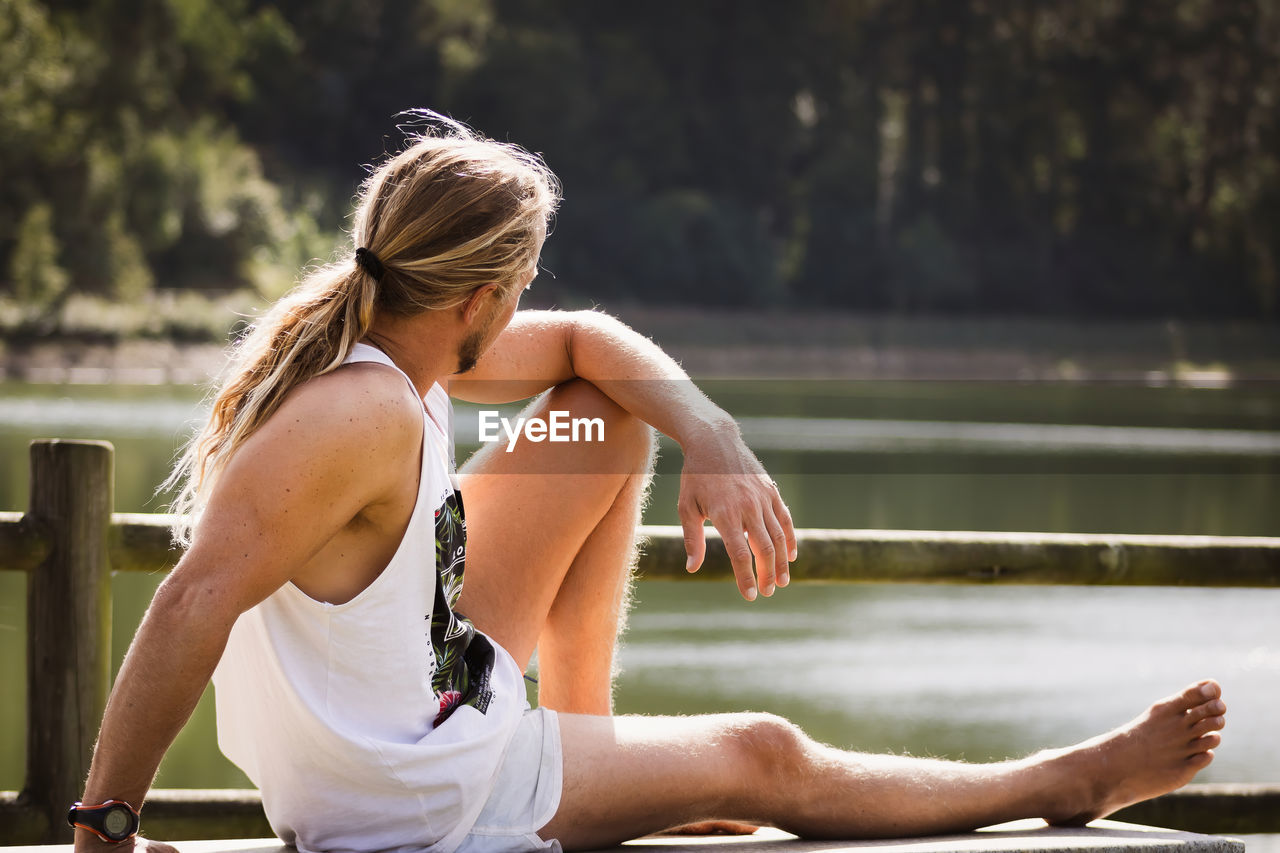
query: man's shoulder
[{"left": 258, "top": 362, "right": 424, "bottom": 453}]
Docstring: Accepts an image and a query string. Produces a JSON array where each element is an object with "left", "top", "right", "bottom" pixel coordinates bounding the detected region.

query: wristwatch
[{"left": 67, "top": 800, "right": 140, "bottom": 843}]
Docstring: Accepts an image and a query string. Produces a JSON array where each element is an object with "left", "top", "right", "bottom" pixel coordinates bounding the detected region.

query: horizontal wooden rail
[
  {"left": 637, "top": 525, "right": 1280, "bottom": 586},
  {"left": 4, "top": 513, "right": 1279, "bottom": 586},
  {"left": 3, "top": 440, "right": 1278, "bottom": 845},
  {"left": 0, "top": 510, "right": 48, "bottom": 574}
]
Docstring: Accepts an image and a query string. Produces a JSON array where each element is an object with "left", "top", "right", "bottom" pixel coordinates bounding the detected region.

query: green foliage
[
  {"left": 102, "top": 213, "right": 154, "bottom": 302},
  {"left": 0, "top": 0, "right": 328, "bottom": 314},
  {"left": 1, "top": 0, "right": 1279, "bottom": 325},
  {"left": 9, "top": 203, "right": 69, "bottom": 310},
  {"left": 0, "top": 0, "right": 78, "bottom": 159}
]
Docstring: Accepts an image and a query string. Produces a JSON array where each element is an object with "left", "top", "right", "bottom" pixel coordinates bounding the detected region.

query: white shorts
[{"left": 455, "top": 705, "right": 564, "bottom": 853}]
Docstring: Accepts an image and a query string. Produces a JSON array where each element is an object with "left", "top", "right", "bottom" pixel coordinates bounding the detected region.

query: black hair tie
[{"left": 355, "top": 246, "right": 385, "bottom": 281}]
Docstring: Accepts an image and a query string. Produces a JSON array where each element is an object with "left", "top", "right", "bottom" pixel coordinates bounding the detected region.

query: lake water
[{"left": 0, "top": 378, "right": 1277, "bottom": 790}]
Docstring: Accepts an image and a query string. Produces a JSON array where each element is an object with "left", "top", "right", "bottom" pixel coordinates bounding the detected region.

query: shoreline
[
  {"left": 1, "top": 340, "right": 230, "bottom": 386},
  {"left": 3, "top": 308, "right": 1278, "bottom": 385},
  {"left": 3, "top": 340, "right": 1271, "bottom": 388}
]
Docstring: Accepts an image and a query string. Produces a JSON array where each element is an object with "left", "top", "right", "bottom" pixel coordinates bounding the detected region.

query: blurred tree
[
  {"left": 0, "top": 0, "right": 327, "bottom": 310},
  {"left": 9, "top": 203, "right": 70, "bottom": 313},
  {"left": 0, "top": 0, "right": 85, "bottom": 302},
  {"left": 2, "top": 0, "right": 1278, "bottom": 322}
]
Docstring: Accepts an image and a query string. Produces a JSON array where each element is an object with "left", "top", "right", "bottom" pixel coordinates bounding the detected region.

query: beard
[
  {"left": 455, "top": 326, "right": 484, "bottom": 374},
  {"left": 455, "top": 286, "right": 515, "bottom": 373}
]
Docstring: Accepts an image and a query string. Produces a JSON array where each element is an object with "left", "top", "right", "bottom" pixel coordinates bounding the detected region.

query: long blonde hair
[{"left": 166, "top": 120, "right": 561, "bottom": 544}]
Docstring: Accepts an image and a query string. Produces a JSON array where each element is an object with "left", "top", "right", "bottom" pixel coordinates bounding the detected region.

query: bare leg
[
  {"left": 460, "top": 380, "right": 757, "bottom": 836},
  {"left": 457, "top": 379, "right": 654, "bottom": 714},
  {"left": 538, "top": 680, "right": 1226, "bottom": 851}
]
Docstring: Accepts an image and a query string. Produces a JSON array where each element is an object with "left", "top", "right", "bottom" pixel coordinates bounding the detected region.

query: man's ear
[{"left": 460, "top": 283, "right": 500, "bottom": 325}]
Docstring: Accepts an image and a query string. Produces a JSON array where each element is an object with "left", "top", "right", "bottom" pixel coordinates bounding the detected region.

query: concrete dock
[{"left": 0, "top": 819, "right": 1247, "bottom": 853}]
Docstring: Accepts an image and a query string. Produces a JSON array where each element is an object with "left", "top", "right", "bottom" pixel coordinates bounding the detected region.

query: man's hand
[{"left": 678, "top": 431, "right": 797, "bottom": 601}]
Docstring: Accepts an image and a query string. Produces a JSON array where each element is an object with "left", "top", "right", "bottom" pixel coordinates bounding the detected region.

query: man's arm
[
  {"left": 75, "top": 367, "right": 421, "bottom": 850},
  {"left": 451, "top": 309, "right": 797, "bottom": 600}
]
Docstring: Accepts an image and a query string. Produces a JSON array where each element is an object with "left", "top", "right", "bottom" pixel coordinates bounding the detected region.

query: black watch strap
[{"left": 68, "top": 800, "right": 140, "bottom": 844}]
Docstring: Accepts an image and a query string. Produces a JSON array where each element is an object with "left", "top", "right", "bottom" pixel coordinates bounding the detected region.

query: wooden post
[{"left": 24, "top": 440, "right": 114, "bottom": 843}]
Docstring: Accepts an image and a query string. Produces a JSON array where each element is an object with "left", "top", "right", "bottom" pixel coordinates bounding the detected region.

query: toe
[
  {"left": 1196, "top": 680, "right": 1222, "bottom": 701},
  {"left": 1188, "top": 715, "right": 1226, "bottom": 739},
  {"left": 1188, "top": 732, "right": 1222, "bottom": 755},
  {"left": 1186, "top": 749, "right": 1215, "bottom": 771},
  {"left": 1165, "top": 680, "right": 1220, "bottom": 713},
  {"left": 1185, "top": 698, "right": 1227, "bottom": 724}
]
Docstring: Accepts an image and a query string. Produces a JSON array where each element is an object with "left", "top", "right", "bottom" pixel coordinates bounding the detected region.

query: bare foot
[{"left": 1044, "top": 679, "right": 1226, "bottom": 826}]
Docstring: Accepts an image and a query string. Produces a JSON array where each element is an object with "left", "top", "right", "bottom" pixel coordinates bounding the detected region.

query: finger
[
  {"left": 745, "top": 516, "right": 777, "bottom": 597},
  {"left": 680, "top": 505, "right": 707, "bottom": 574},
  {"left": 721, "top": 526, "right": 758, "bottom": 600},
  {"left": 762, "top": 507, "right": 790, "bottom": 587},
  {"left": 772, "top": 488, "right": 798, "bottom": 562}
]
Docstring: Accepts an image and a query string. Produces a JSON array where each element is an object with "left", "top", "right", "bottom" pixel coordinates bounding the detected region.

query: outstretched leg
[
  {"left": 538, "top": 680, "right": 1226, "bottom": 851},
  {"left": 458, "top": 379, "right": 655, "bottom": 714}
]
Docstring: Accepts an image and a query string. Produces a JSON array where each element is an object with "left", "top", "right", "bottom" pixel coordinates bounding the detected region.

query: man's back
[
  {"left": 214, "top": 343, "right": 530, "bottom": 853},
  {"left": 201, "top": 358, "right": 423, "bottom": 605}
]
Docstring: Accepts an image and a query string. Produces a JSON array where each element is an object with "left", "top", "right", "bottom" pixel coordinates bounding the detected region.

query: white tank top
[{"left": 212, "top": 343, "right": 527, "bottom": 853}]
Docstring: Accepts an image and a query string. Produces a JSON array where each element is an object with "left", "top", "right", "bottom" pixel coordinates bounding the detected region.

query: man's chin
[
  {"left": 454, "top": 340, "right": 482, "bottom": 374},
  {"left": 453, "top": 348, "right": 487, "bottom": 373}
]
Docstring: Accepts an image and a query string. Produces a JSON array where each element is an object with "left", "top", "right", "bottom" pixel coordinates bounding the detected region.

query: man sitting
[{"left": 70, "top": 121, "right": 1226, "bottom": 853}]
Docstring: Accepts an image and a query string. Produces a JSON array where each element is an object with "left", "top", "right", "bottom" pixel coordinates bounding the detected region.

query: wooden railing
[{"left": 1, "top": 440, "right": 1278, "bottom": 844}]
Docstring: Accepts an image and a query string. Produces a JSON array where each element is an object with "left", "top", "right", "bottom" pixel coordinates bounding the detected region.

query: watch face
[{"left": 103, "top": 807, "right": 132, "bottom": 838}]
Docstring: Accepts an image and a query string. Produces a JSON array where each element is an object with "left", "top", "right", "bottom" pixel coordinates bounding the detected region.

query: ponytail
[
  {"left": 164, "top": 119, "right": 559, "bottom": 545},
  {"left": 164, "top": 260, "right": 377, "bottom": 545}
]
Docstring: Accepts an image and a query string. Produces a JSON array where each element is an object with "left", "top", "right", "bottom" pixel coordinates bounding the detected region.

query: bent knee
[{"left": 544, "top": 379, "right": 656, "bottom": 472}]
